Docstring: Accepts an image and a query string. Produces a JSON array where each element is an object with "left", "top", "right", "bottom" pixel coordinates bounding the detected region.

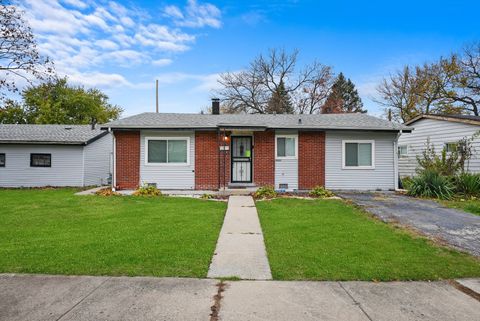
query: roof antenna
[{"left": 155, "top": 79, "right": 159, "bottom": 113}]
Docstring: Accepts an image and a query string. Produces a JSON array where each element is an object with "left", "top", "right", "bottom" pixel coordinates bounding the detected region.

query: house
[
  {"left": 0, "top": 124, "right": 112, "bottom": 187},
  {"left": 398, "top": 114, "right": 480, "bottom": 177},
  {"left": 103, "top": 100, "right": 411, "bottom": 191}
]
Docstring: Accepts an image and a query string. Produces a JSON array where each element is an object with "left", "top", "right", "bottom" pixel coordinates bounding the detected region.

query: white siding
[
  {"left": 274, "top": 131, "right": 298, "bottom": 190},
  {"left": 0, "top": 144, "right": 84, "bottom": 187},
  {"left": 140, "top": 130, "right": 195, "bottom": 189},
  {"left": 398, "top": 119, "right": 480, "bottom": 177},
  {"left": 83, "top": 133, "right": 113, "bottom": 186},
  {"left": 325, "top": 131, "right": 396, "bottom": 190}
]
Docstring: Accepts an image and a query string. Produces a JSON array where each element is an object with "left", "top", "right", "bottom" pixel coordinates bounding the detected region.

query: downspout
[
  {"left": 110, "top": 128, "right": 116, "bottom": 191},
  {"left": 394, "top": 130, "right": 402, "bottom": 190},
  {"left": 217, "top": 128, "right": 220, "bottom": 190},
  {"left": 223, "top": 127, "right": 227, "bottom": 191}
]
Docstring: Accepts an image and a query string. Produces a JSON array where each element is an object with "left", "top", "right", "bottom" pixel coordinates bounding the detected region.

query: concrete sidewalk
[
  {"left": 1, "top": 274, "right": 479, "bottom": 321},
  {"left": 207, "top": 196, "right": 272, "bottom": 280}
]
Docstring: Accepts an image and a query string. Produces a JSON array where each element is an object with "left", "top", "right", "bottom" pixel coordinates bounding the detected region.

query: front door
[{"left": 231, "top": 136, "right": 252, "bottom": 183}]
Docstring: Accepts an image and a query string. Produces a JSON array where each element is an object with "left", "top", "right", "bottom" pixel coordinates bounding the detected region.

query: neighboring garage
[{"left": 0, "top": 124, "right": 112, "bottom": 187}]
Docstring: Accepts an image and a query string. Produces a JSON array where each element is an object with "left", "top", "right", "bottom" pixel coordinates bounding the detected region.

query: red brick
[
  {"left": 253, "top": 130, "right": 275, "bottom": 186},
  {"left": 298, "top": 131, "right": 325, "bottom": 189},
  {"left": 115, "top": 131, "right": 140, "bottom": 190}
]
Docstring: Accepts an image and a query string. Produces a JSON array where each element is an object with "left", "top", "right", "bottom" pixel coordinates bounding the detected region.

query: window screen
[
  {"left": 147, "top": 139, "right": 188, "bottom": 164},
  {"left": 277, "top": 137, "right": 296, "bottom": 157},
  {"left": 30, "top": 154, "right": 51, "bottom": 167},
  {"left": 345, "top": 142, "right": 372, "bottom": 167}
]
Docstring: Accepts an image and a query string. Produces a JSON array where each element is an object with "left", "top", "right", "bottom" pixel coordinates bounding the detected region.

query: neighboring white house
[
  {"left": 398, "top": 114, "right": 480, "bottom": 177},
  {"left": 0, "top": 124, "right": 112, "bottom": 187}
]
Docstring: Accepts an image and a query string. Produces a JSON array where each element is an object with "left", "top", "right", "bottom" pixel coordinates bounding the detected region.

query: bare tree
[
  {"left": 0, "top": 1, "right": 55, "bottom": 99},
  {"left": 216, "top": 48, "right": 333, "bottom": 114},
  {"left": 443, "top": 43, "right": 480, "bottom": 115}
]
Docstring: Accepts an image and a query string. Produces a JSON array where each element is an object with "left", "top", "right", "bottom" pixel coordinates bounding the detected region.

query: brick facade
[
  {"left": 298, "top": 131, "right": 325, "bottom": 189},
  {"left": 115, "top": 131, "right": 140, "bottom": 190},
  {"left": 253, "top": 130, "right": 275, "bottom": 186}
]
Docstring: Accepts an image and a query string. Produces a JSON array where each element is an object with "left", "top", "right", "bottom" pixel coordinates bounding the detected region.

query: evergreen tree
[
  {"left": 266, "top": 80, "right": 294, "bottom": 114},
  {"left": 322, "top": 73, "right": 366, "bottom": 114}
]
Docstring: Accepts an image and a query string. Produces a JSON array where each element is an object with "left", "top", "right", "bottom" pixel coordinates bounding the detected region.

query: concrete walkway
[
  {"left": 207, "top": 196, "right": 272, "bottom": 280},
  {"left": 1, "top": 274, "right": 479, "bottom": 321},
  {"left": 339, "top": 191, "right": 480, "bottom": 256}
]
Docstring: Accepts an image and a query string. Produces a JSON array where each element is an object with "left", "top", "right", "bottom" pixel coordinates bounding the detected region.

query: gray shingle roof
[
  {"left": 0, "top": 124, "right": 108, "bottom": 145},
  {"left": 406, "top": 114, "right": 480, "bottom": 125},
  {"left": 103, "top": 113, "right": 411, "bottom": 132}
]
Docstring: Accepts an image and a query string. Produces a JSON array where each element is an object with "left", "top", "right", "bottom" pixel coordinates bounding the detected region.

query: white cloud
[
  {"left": 18, "top": 0, "right": 222, "bottom": 89},
  {"left": 164, "top": 0, "right": 221, "bottom": 28},
  {"left": 152, "top": 58, "right": 173, "bottom": 67}
]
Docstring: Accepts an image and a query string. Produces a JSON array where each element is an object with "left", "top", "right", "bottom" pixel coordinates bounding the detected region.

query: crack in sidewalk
[
  {"left": 210, "top": 281, "right": 227, "bottom": 321},
  {"left": 55, "top": 277, "right": 111, "bottom": 321},
  {"left": 448, "top": 280, "right": 480, "bottom": 302},
  {"left": 338, "top": 282, "right": 373, "bottom": 321}
]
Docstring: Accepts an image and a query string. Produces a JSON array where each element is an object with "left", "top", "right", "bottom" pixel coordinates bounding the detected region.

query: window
[
  {"left": 398, "top": 145, "right": 408, "bottom": 157},
  {"left": 30, "top": 153, "right": 51, "bottom": 167},
  {"left": 445, "top": 142, "right": 458, "bottom": 153},
  {"left": 276, "top": 136, "right": 297, "bottom": 158},
  {"left": 343, "top": 140, "right": 374, "bottom": 169},
  {"left": 0, "top": 153, "right": 4, "bottom": 167},
  {"left": 146, "top": 137, "right": 189, "bottom": 165}
]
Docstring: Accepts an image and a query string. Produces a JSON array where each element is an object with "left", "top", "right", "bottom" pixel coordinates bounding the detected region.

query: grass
[
  {"left": 257, "top": 198, "right": 480, "bottom": 281},
  {"left": 440, "top": 198, "right": 480, "bottom": 216},
  {"left": 0, "top": 188, "right": 226, "bottom": 278}
]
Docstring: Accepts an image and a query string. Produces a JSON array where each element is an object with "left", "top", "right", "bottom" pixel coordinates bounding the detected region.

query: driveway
[
  {"left": 338, "top": 192, "right": 480, "bottom": 257},
  {"left": 1, "top": 274, "right": 479, "bottom": 321}
]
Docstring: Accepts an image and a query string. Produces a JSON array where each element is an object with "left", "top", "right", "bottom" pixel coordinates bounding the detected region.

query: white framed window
[
  {"left": 445, "top": 142, "right": 458, "bottom": 153},
  {"left": 145, "top": 137, "right": 190, "bottom": 165},
  {"left": 275, "top": 135, "right": 297, "bottom": 159},
  {"left": 342, "top": 140, "right": 375, "bottom": 169},
  {"left": 398, "top": 145, "right": 408, "bottom": 157}
]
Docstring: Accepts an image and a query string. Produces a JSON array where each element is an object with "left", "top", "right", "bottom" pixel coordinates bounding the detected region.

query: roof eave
[{"left": 405, "top": 114, "right": 480, "bottom": 126}]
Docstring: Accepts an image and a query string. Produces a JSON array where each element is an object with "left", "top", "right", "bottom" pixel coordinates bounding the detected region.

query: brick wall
[
  {"left": 298, "top": 131, "right": 325, "bottom": 189},
  {"left": 195, "top": 131, "right": 218, "bottom": 190},
  {"left": 253, "top": 130, "right": 275, "bottom": 186},
  {"left": 115, "top": 131, "right": 140, "bottom": 190}
]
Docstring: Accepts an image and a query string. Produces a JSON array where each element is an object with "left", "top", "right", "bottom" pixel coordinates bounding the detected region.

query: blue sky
[{"left": 20, "top": 0, "right": 480, "bottom": 117}]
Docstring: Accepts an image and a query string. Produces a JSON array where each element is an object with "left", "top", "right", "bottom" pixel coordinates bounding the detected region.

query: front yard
[
  {"left": 257, "top": 198, "right": 480, "bottom": 281},
  {"left": 0, "top": 189, "right": 226, "bottom": 277}
]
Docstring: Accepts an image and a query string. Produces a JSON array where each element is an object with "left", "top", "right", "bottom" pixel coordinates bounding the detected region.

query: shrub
[
  {"left": 253, "top": 186, "right": 277, "bottom": 199},
  {"left": 401, "top": 176, "right": 414, "bottom": 190},
  {"left": 200, "top": 193, "right": 214, "bottom": 199},
  {"left": 455, "top": 173, "right": 480, "bottom": 196},
  {"left": 407, "top": 170, "right": 454, "bottom": 199},
  {"left": 309, "top": 186, "right": 334, "bottom": 198},
  {"left": 95, "top": 187, "right": 119, "bottom": 196},
  {"left": 133, "top": 185, "right": 161, "bottom": 197},
  {"left": 416, "top": 139, "right": 461, "bottom": 176}
]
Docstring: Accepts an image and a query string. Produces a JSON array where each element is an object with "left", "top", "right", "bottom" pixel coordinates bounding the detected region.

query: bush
[
  {"left": 401, "top": 176, "right": 414, "bottom": 190},
  {"left": 309, "top": 186, "right": 334, "bottom": 198},
  {"left": 253, "top": 186, "right": 277, "bottom": 199},
  {"left": 455, "top": 173, "right": 480, "bottom": 196},
  {"left": 133, "top": 185, "right": 161, "bottom": 197},
  {"left": 407, "top": 170, "right": 454, "bottom": 199},
  {"left": 95, "top": 187, "right": 119, "bottom": 196},
  {"left": 200, "top": 193, "right": 214, "bottom": 199}
]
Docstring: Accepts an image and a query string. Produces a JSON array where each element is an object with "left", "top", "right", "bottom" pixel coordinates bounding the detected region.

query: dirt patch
[{"left": 210, "top": 281, "right": 227, "bottom": 321}]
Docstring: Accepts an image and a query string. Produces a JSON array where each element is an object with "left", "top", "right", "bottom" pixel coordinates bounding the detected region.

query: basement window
[{"left": 30, "top": 153, "right": 51, "bottom": 167}]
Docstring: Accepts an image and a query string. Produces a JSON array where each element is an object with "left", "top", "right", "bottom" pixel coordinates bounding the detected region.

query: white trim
[
  {"left": 342, "top": 140, "right": 375, "bottom": 169},
  {"left": 144, "top": 136, "right": 190, "bottom": 166},
  {"left": 275, "top": 134, "right": 298, "bottom": 160}
]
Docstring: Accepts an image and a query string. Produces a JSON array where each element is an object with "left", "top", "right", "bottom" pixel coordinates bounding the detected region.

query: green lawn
[
  {"left": 257, "top": 198, "right": 480, "bottom": 281},
  {"left": 0, "top": 189, "right": 226, "bottom": 277},
  {"left": 441, "top": 199, "right": 480, "bottom": 216}
]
